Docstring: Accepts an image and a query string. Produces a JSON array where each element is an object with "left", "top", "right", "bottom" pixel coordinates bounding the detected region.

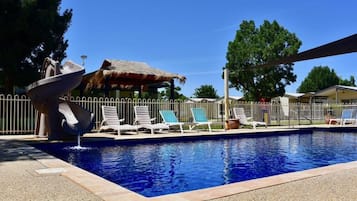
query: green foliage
[
  {"left": 297, "top": 66, "right": 340, "bottom": 92},
  {"left": 0, "top": 0, "right": 72, "bottom": 94},
  {"left": 159, "top": 86, "right": 187, "bottom": 100},
  {"left": 193, "top": 85, "right": 219, "bottom": 98},
  {"left": 339, "top": 75, "right": 356, "bottom": 86},
  {"left": 224, "top": 20, "right": 301, "bottom": 101}
]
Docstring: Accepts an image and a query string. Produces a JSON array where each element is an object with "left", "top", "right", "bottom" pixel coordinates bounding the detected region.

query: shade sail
[
  {"left": 82, "top": 59, "right": 186, "bottom": 91},
  {"left": 255, "top": 34, "right": 357, "bottom": 68}
]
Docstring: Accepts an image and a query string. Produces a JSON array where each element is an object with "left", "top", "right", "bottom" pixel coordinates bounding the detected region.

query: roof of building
[
  {"left": 186, "top": 98, "right": 218, "bottom": 103},
  {"left": 285, "top": 92, "right": 305, "bottom": 98},
  {"left": 314, "top": 85, "right": 357, "bottom": 97}
]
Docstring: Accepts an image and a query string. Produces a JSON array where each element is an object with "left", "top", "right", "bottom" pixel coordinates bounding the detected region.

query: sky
[{"left": 60, "top": 0, "right": 357, "bottom": 97}]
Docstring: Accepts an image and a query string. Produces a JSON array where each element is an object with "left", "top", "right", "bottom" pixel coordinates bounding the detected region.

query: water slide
[{"left": 26, "top": 58, "right": 94, "bottom": 140}]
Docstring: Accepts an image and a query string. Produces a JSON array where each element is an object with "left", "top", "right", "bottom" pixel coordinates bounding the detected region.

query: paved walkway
[
  {"left": 0, "top": 137, "right": 102, "bottom": 201},
  {"left": 1, "top": 127, "right": 357, "bottom": 201}
]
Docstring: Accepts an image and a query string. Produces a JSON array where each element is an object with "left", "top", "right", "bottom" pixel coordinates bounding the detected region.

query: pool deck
[{"left": 1, "top": 125, "right": 357, "bottom": 201}]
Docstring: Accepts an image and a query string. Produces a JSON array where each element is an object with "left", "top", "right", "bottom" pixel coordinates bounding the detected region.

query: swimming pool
[{"left": 32, "top": 130, "right": 357, "bottom": 197}]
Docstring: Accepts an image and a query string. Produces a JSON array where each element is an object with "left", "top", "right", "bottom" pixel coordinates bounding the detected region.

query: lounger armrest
[
  {"left": 119, "top": 118, "right": 125, "bottom": 122},
  {"left": 100, "top": 119, "right": 106, "bottom": 126},
  {"left": 151, "top": 117, "right": 156, "bottom": 122}
]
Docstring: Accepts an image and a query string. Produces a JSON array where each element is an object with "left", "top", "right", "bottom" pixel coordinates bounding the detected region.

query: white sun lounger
[
  {"left": 233, "top": 107, "right": 267, "bottom": 129},
  {"left": 159, "top": 110, "right": 184, "bottom": 134},
  {"left": 100, "top": 105, "right": 138, "bottom": 135},
  {"left": 190, "top": 108, "right": 212, "bottom": 132},
  {"left": 134, "top": 106, "right": 169, "bottom": 134},
  {"left": 329, "top": 108, "right": 355, "bottom": 125}
]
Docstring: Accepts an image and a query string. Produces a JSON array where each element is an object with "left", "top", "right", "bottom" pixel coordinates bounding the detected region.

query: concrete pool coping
[{"left": 2, "top": 125, "right": 357, "bottom": 201}]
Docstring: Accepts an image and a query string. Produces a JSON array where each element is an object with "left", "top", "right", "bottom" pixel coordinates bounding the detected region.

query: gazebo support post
[
  {"left": 139, "top": 85, "right": 143, "bottom": 98},
  {"left": 170, "top": 79, "right": 175, "bottom": 100},
  {"left": 79, "top": 82, "right": 84, "bottom": 97},
  {"left": 104, "top": 77, "right": 110, "bottom": 97}
]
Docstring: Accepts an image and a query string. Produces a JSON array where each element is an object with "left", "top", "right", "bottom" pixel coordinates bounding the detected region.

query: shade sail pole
[
  {"left": 170, "top": 79, "right": 175, "bottom": 110},
  {"left": 224, "top": 68, "right": 230, "bottom": 130}
]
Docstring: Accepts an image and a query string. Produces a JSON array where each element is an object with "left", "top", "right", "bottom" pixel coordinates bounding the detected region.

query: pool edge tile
[{"left": 164, "top": 161, "right": 357, "bottom": 201}]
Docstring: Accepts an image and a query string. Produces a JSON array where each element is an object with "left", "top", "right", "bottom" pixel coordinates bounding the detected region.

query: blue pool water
[{"left": 32, "top": 131, "right": 357, "bottom": 197}]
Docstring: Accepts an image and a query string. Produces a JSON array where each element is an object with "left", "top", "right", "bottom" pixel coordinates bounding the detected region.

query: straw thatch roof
[{"left": 82, "top": 59, "right": 186, "bottom": 91}]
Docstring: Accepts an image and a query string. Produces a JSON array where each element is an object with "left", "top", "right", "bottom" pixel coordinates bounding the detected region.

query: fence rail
[{"left": 0, "top": 94, "right": 346, "bottom": 135}]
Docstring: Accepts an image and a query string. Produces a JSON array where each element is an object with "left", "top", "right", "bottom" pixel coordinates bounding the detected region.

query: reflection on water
[{"left": 33, "top": 131, "right": 357, "bottom": 197}]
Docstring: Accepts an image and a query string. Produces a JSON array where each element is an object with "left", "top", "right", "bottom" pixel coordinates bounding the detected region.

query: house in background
[
  {"left": 186, "top": 98, "right": 217, "bottom": 103},
  {"left": 314, "top": 85, "right": 357, "bottom": 104},
  {"left": 272, "top": 92, "right": 315, "bottom": 104},
  {"left": 278, "top": 85, "right": 357, "bottom": 104},
  {"left": 186, "top": 96, "right": 245, "bottom": 103},
  {"left": 185, "top": 96, "right": 245, "bottom": 120},
  {"left": 283, "top": 92, "right": 305, "bottom": 103}
]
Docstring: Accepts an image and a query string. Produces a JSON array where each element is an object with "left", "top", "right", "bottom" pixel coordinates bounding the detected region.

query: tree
[
  {"left": 193, "top": 85, "right": 219, "bottom": 98},
  {"left": 297, "top": 66, "right": 340, "bottom": 93},
  {"left": 0, "top": 0, "right": 72, "bottom": 94},
  {"left": 339, "top": 75, "right": 356, "bottom": 86},
  {"left": 224, "top": 20, "right": 301, "bottom": 101},
  {"left": 159, "top": 86, "right": 187, "bottom": 101}
]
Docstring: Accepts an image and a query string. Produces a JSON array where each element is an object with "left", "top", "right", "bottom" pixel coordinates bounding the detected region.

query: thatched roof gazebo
[{"left": 80, "top": 59, "right": 186, "bottom": 99}]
